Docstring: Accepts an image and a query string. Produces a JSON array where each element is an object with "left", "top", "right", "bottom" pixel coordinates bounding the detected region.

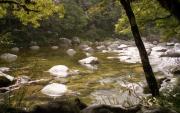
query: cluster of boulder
[
  {"left": 1, "top": 37, "right": 180, "bottom": 113},
  {"left": 93, "top": 40, "right": 180, "bottom": 98},
  {"left": 1, "top": 98, "right": 177, "bottom": 113}
]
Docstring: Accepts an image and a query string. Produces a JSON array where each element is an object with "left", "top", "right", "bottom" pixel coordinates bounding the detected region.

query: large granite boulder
[
  {"left": 48, "top": 65, "right": 69, "bottom": 77},
  {"left": 41, "top": 83, "right": 67, "bottom": 97},
  {"left": 11, "top": 47, "right": 19, "bottom": 53},
  {"left": 59, "top": 38, "right": 72, "bottom": 48},
  {"left": 0, "top": 53, "right": 18, "bottom": 62},
  {"left": 79, "top": 57, "right": 99, "bottom": 70},
  {"left": 72, "top": 36, "right": 81, "bottom": 45},
  {"left": 66, "top": 49, "right": 76, "bottom": 56},
  {"left": 51, "top": 46, "right": 59, "bottom": 50},
  {"left": 30, "top": 46, "right": 40, "bottom": 51}
]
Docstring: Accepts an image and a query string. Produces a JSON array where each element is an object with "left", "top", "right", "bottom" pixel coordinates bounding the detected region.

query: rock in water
[
  {"left": 166, "top": 42, "right": 175, "bottom": 46},
  {"left": 30, "top": 46, "right": 40, "bottom": 51},
  {"left": 79, "top": 57, "right": 99, "bottom": 65},
  {"left": 79, "top": 57, "right": 99, "bottom": 70},
  {"left": 72, "top": 36, "right": 80, "bottom": 45},
  {"left": 11, "top": 47, "right": 19, "bottom": 53},
  {"left": 153, "top": 40, "right": 158, "bottom": 45},
  {"left": 175, "top": 43, "right": 180, "bottom": 49},
  {"left": 59, "top": 38, "right": 72, "bottom": 48},
  {"left": 83, "top": 47, "right": 94, "bottom": 53},
  {"left": 66, "top": 49, "right": 76, "bottom": 56},
  {"left": 96, "top": 45, "right": 106, "bottom": 51},
  {"left": 48, "top": 65, "right": 69, "bottom": 77},
  {"left": 117, "top": 44, "right": 128, "bottom": 50},
  {"left": 0, "top": 67, "right": 10, "bottom": 72},
  {"left": 51, "top": 46, "right": 59, "bottom": 50},
  {"left": 0, "top": 53, "right": 17, "bottom": 62},
  {"left": 41, "top": 83, "right": 67, "bottom": 97}
]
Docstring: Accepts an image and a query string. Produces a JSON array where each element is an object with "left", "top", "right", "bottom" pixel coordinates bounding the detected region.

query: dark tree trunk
[{"left": 119, "top": 0, "right": 159, "bottom": 97}]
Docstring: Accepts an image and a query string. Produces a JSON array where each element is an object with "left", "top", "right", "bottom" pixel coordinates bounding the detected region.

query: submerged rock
[
  {"left": 59, "top": 38, "right": 72, "bottom": 48},
  {"left": 96, "top": 45, "right": 106, "bottom": 51},
  {"left": 41, "top": 83, "right": 67, "bottom": 97},
  {"left": 166, "top": 42, "right": 175, "bottom": 46},
  {"left": 66, "top": 49, "right": 76, "bottom": 56},
  {"left": 51, "top": 46, "right": 59, "bottom": 50},
  {"left": 79, "top": 57, "right": 99, "bottom": 65},
  {"left": 48, "top": 65, "right": 69, "bottom": 77},
  {"left": 151, "top": 46, "right": 167, "bottom": 52},
  {"left": 30, "top": 46, "right": 40, "bottom": 51},
  {"left": 83, "top": 47, "right": 94, "bottom": 53},
  {"left": 11, "top": 47, "right": 19, "bottom": 53},
  {"left": 172, "top": 67, "right": 180, "bottom": 76},
  {"left": 79, "top": 44, "right": 89, "bottom": 50},
  {"left": 0, "top": 53, "right": 18, "bottom": 62},
  {"left": 108, "top": 43, "right": 119, "bottom": 50},
  {"left": 117, "top": 44, "right": 128, "bottom": 50},
  {"left": 159, "top": 77, "right": 178, "bottom": 95},
  {"left": 91, "top": 89, "right": 142, "bottom": 106},
  {"left": 79, "top": 57, "right": 99, "bottom": 70},
  {"left": 152, "top": 40, "right": 158, "bottom": 45},
  {"left": 0, "top": 67, "right": 10, "bottom": 72},
  {"left": 18, "top": 75, "right": 31, "bottom": 84},
  {"left": 72, "top": 36, "right": 81, "bottom": 45},
  {"left": 175, "top": 43, "right": 180, "bottom": 49}
]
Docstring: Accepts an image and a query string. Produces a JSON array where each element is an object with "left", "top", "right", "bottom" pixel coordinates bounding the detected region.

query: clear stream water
[{"left": 0, "top": 47, "right": 146, "bottom": 107}]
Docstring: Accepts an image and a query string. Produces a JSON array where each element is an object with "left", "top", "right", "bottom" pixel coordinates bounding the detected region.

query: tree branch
[
  {"left": 157, "top": 0, "right": 180, "bottom": 21},
  {"left": 0, "top": 0, "right": 39, "bottom": 13}
]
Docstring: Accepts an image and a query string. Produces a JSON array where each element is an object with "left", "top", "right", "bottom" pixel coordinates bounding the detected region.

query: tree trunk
[{"left": 119, "top": 0, "right": 159, "bottom": 97}]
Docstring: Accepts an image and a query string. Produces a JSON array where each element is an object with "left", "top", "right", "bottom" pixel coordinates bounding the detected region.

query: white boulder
[
  {"left": 175, "top": 43, "right": 180, "bottom": 49},
  {"left": 0, "top": 53, "right": 18, "bottom": 62},
  {"left": 108, "top": 43, "right": 119, "bottom": 50},
  {"left": 83, "top": 47, "right": 94, "bottom": 53},
  {"left": 151, "top": 46, "right": 167, "bottom": 52},
  {"left": 30, "top": 46, "right": 40, "bottom": 51},
  {"left": 153, "top": 41, "right": 158, "bottom": 45},
  {"left": 72, "top": 36, "right": 80, "bottom": 45},
  {"left": 79, "top": 44, "right": 89, "bottom": 50},
  {"left": 166, "top": 42, "right": 175, "bottom": 46},
  {"left": 66, "top": 49, "right": 76, "bottom": 56},
  {"left": 41, "top": 83, "right": 67, "bottom": 97},
  {"left": 48, "top": 65, "right": 69, "bottom": 77},
  {"left": 51, "top": 46, "right": 59, "bottom": 50},
  {"left": 85, "top": 52, "right": 92, "bottom": 57},
  {"left": 96, "top": 45, "right": 106, "bottom": 51},
  {"left": 59, "top": 38, "right": 72, "bottom": 48},
  {"left": 79, "top": 57, "right": 99, "bottom": 70},
  {"left": 0, "top": 67, "right": 10, "bottom": 72},
  {"left": 11, "top": 47, "right": 19, "bottom": 52},
  {"left": 117, "top": 44, "right": 128, "bottom": 50},
  {"left": 79, "top": 56, "right": 98, "bottom": 64}
]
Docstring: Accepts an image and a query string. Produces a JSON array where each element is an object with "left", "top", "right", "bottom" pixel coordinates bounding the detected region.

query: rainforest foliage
[{"left": 0, "top": 0, "right": 179, "bottom": 48}]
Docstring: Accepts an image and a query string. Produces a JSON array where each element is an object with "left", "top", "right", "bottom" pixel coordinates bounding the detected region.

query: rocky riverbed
[{"left": 0, "top": 38, "right": 180, "bottom": 110}]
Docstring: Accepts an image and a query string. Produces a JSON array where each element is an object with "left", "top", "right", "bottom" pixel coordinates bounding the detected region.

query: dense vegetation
[{"left": 0, "top": 0, "right": 179, "bottom": 48}]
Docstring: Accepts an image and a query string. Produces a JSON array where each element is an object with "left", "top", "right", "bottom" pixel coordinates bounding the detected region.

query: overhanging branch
[{"left": 0, "top": 0, "right": 39, "bottom": 13}]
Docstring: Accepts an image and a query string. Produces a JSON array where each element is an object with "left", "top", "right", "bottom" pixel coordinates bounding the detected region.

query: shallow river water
[{"left": 0, "top": 47, "right": 147, "bottom": 108}]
